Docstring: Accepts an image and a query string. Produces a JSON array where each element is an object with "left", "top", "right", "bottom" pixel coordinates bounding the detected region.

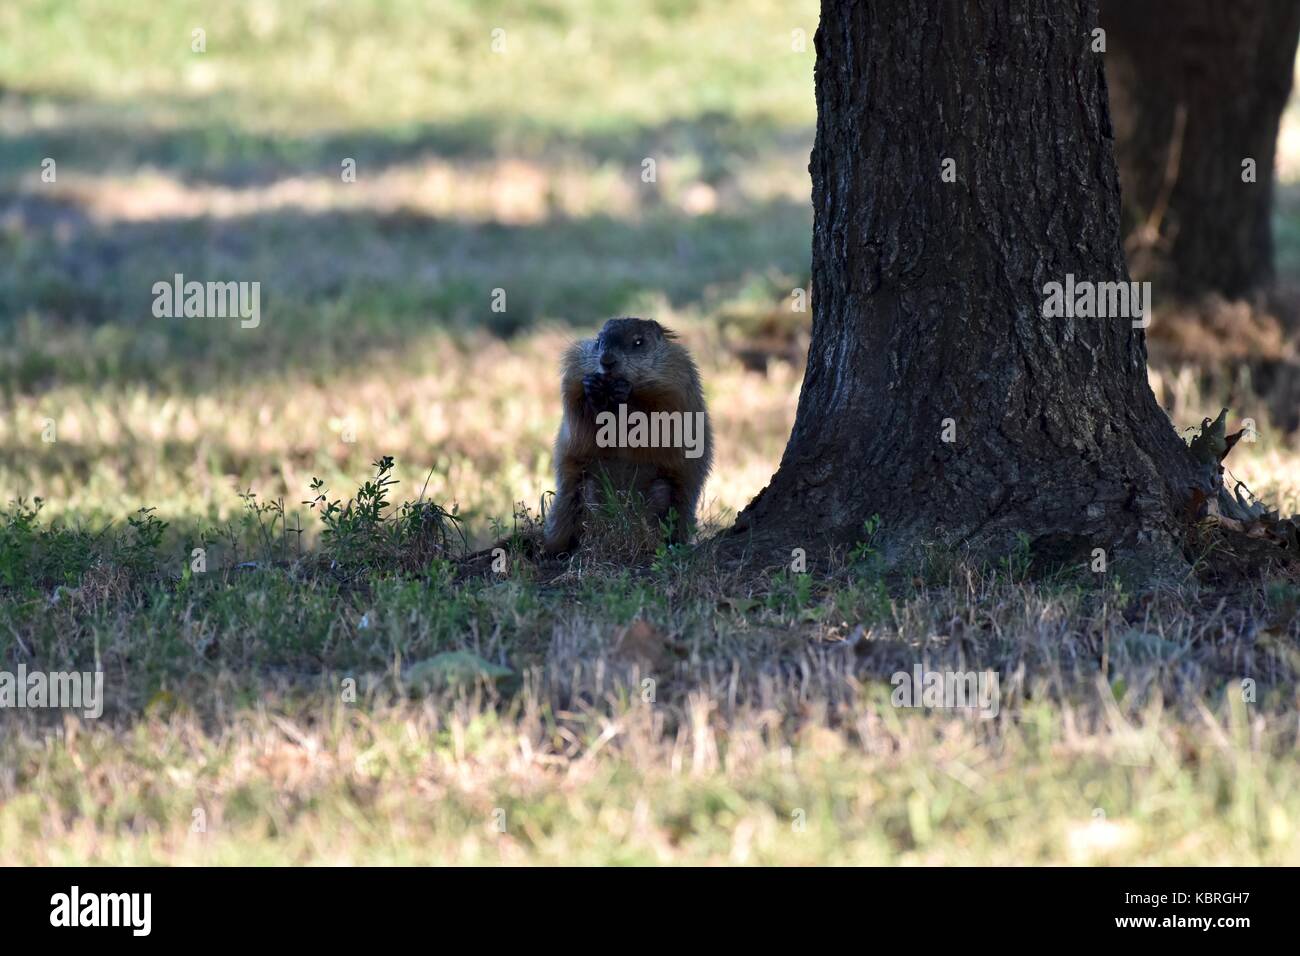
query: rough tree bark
[
  {"left": 733, "top": 0, "right": 1203, "bottom": 572},
  {"left": 1102, "top": 0, "right": 1300, "bottom": 300}
]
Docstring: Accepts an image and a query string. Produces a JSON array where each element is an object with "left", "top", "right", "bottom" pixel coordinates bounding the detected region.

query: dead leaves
[
  {"left": 1188, "top": 407, "right": 1235, "bottom": 466},
  {"left": 1185, "top": 408, "right": 1300, "bottom": 565}
]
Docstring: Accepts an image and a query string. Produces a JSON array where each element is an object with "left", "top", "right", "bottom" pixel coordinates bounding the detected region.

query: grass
[
  {"left": 4, "top": 480, "right": 1300, "bottom": 864},
  {"left": 1, "top": 0, "right": 1299, "bottom": 865}
]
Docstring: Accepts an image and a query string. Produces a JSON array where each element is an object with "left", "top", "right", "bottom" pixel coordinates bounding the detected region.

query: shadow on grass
[
  {"left": 1, "top": 197, "right": 812, "bottom": 392},
  {"left": 1, "top": 90, "right": 814, "bottom": 392},
  {"left": 0, "top": 87, "right": 814, "bottom": 187}
]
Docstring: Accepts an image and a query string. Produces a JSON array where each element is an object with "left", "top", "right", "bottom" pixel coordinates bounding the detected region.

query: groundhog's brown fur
[{"left": 543, "top": 317, "right": 712, "bottom": 555}]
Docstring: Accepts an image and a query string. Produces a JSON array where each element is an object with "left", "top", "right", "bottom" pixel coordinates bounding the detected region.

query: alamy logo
[
  {"left": 50, "top": 886, "right": 151, "bottom": 936},
  {"left": 152, "top": 273, "right": 261, "bottom": 328},
  {"left": 595, "top": 404, "right": 707, "bottom": 459},
  {"left": 0, "top": 665, "right": 104, "bottom": 718},
  {"left": 891, "top": 666, "right": 1000, "bottom": 718},
  {"left": 1042, "top": 273, "right": 1151, "bottom": 328}
]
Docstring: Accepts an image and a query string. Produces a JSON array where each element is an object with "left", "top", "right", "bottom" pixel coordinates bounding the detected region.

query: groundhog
[{"left": 543, "top": 317, "right": 712, "bottom": 555}]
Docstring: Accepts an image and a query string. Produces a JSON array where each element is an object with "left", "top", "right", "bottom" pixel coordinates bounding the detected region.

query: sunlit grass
[{"left": 4, "top": 691, "right": 1297, "bottom": 865}]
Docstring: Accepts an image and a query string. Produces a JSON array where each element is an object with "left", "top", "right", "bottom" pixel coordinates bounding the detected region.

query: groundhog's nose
[{"left": 600, "top": 352, "right": 618, "bottom": 371}]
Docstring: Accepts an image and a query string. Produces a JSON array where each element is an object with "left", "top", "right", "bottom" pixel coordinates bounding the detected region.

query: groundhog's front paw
[
  {"left": 582, "top": 373, "right": 611, "bottom": 410},
  {"left": 608, "top": 378, "right": 632, "bottom": 405}
]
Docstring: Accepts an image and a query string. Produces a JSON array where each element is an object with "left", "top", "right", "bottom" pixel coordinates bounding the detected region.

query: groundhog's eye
[{"left": 633, "top": 337, "right": 644, "bottom": 347}]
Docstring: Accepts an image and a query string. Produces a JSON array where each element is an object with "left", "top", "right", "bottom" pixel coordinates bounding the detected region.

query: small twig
[{"left": 1126, "top": 101, "right": 1187, "bottom": 257}]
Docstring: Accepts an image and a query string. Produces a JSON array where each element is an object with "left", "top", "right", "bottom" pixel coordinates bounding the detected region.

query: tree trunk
[
  {"left": 1103, "top": 0, "right": 1300, "bottom": 300},
  {"left": 733, "top": 0, "right": 1203, "bottom": 573}
]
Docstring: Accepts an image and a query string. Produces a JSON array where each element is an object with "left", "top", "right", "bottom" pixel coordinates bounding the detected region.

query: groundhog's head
[{"left": 591, "top": 316, "right": 678, "bottom": 386}]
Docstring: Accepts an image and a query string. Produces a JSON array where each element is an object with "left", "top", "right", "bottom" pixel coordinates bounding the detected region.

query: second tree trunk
[{"left": 1103, "top": 0, "right": 1300, "bottom": 300}]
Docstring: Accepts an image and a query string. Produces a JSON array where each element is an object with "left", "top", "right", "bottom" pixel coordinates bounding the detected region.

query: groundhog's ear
[{"left": 651, "top": 320, "right": 678, "bottom": 340}]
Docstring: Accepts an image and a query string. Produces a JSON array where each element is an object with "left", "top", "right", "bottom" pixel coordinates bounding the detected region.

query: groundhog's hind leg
[
  {"left": 542, "top": 492, "right": 579, "bottom": 555},
  {"left": 581, "top": 474, "right": 603, "bottom": 512},
  {"left": 648, "top": 477, "right": 691, "bottom": 544},
  {"left": 543, "top": 463, "right": 588, "bottom": 556}
]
